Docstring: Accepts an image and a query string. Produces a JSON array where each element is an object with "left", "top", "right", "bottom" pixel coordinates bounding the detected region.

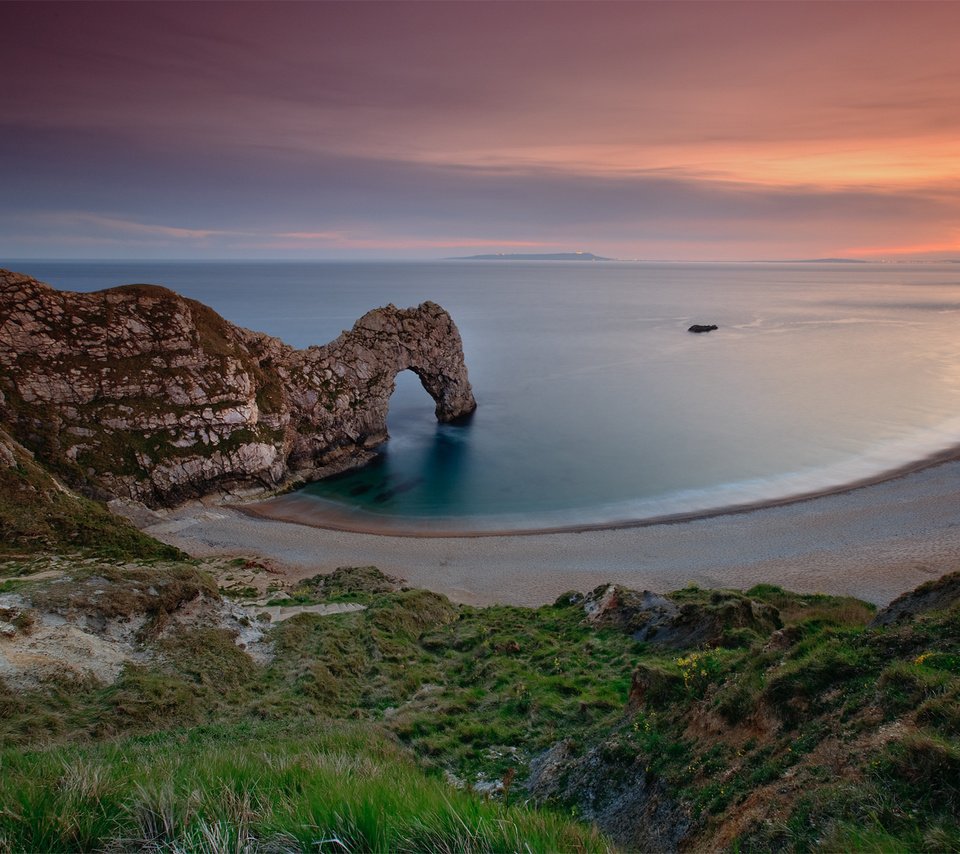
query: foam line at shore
[
  {"left": 147, "top": 456, "right": 960, "bottom": 609},
  {"left": 242, "top": 440, "right": 960, "bottom": 538}
]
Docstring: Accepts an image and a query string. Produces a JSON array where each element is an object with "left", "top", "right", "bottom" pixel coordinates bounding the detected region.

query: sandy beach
[{"left": 144, "top": 456, "right": 960, "bottom": 608}]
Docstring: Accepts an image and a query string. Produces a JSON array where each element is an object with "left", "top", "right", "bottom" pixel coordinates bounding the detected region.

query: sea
[{"left": 13, "top": 259, "right": 960, "bottom": 531}]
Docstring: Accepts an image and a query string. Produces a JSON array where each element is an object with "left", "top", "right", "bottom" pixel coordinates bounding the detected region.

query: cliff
[{"left": 0, "top": 269, "right": 476, "bottom": 508}]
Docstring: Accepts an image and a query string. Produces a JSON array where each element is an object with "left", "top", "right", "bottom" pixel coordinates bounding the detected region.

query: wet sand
[{"left": 144, "top": 456, "right": 960, "bottom": 608}]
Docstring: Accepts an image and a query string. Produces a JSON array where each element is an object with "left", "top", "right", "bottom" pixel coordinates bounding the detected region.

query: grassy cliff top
[{"left": 2, "top": 557, "right": 959, "bottom": 851}]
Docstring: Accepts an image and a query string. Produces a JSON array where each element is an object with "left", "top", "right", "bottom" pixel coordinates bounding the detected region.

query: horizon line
[{"left": 7, "top": 255, "right": 960, "bottom": 266}]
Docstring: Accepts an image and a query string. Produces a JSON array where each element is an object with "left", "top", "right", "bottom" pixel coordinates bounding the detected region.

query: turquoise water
[{"left": 14, "top": 260, "right": 960, "bottom": 530}]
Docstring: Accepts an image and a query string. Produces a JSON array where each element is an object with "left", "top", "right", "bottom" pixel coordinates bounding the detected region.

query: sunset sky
[{"left": 3, "top": 1, "right": 960, "bottom": 261}]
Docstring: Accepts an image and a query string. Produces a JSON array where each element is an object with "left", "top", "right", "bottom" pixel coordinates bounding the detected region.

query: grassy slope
[
  {"left": 0, "top": 428, "right": 181, "bottom": 560},
  {"left": 1, "top": 563, "right": 614, "bottom": 853},
  {"left": 3, "top": 559, "right": 960, "bottom": 852},
  {"left": 1, "top": 722, "right": 606, "bottom": 854},
  {"left": 567, "top": 583, "right": 960, "bottom": 852}
]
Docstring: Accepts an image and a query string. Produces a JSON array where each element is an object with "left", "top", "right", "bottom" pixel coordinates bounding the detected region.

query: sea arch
[{"left": 286, "top": 300, "right": 477, "bottom": 468}]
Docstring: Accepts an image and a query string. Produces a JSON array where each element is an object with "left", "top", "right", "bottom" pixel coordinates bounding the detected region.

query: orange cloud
[
  {"left": 386, "top": 136, "right": 960, "bottom": 194},
  {"left": 841, "top": 237, "right": 960, "bottom": 258}
]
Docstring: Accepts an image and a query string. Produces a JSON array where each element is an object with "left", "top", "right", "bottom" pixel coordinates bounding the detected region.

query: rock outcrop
[
  {"left": 0, "top": 269, "right": 476, "bottom": 508},
  {"left": 574, "top": 583, "right": 782, "bottom": 648},
  {"left": 871, "top": 570, "right": 960, "bottom": 626},
  {"left": 0, "top": 561, "right": 269, "bottom": 688},
  {"left": 525, "top": 738, "right": 693, "bottom": 852}
]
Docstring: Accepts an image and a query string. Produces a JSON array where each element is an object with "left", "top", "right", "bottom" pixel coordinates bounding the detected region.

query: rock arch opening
[{"left": 386, "top": 369, "right": 442, "bottom": 439}]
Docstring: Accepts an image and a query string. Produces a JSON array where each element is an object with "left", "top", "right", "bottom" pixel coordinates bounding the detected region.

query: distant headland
[{"left": 449, "top": 251, "right": 613, "bottom": 261}]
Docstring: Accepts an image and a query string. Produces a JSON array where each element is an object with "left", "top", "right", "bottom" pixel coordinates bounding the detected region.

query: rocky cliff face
[{"left": 0, "top": 269, "right": 476, "bottom": 508}]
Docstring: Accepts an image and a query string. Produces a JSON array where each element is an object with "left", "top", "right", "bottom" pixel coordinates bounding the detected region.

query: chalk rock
[{"left": 0, "top": 269, "right": 476, "bottom": 507}]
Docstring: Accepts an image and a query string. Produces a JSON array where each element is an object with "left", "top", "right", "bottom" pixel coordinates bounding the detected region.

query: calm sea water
[{"left": 14, "top": 259, "right": 960, "bottom": 530}]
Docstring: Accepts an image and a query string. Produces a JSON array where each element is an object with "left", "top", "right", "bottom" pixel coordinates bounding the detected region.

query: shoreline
[
  {"left": 241, "top": 440, "right": 960, "bottom": 538},
  {"left": 146, "top": 449, "right": 960, "bottom": 609}
]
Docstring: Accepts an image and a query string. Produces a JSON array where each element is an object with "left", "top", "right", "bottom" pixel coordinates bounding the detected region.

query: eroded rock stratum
[{"left": 0, "top": 269, "right": 476, "bottom": 507}]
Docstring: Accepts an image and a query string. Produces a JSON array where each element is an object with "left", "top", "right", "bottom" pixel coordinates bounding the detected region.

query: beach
[{"left": 145, "top": 455, "right": 960, "bottom": 608}]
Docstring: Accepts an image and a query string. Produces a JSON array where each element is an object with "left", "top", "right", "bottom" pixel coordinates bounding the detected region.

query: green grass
[
  {"left": 698, "top": 590, "right": 960, "bottom": 852},
  {"left": 389, "top": 599, "right": 638, "bottom": 777},
  {"left": 0, "top": 721, "right": 609, "bottom": 853},
  {"left": 745, "top": 583, "right": 876, "bottom": 628},
  {"left": 4, "top": 563, "right": 960, "bottom": 851},
  {"left": 0, "top": 428, "right": 182, "bottom": 560}
]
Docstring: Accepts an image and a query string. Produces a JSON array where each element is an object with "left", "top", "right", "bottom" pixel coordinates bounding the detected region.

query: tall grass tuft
[{"left": 0, "top": 722, "right": 610, "bottom": 853}]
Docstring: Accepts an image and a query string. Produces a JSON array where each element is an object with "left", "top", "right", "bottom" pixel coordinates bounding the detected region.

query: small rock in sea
[{"left": 688, "top": 324, "right": 718, "bottom": 333}]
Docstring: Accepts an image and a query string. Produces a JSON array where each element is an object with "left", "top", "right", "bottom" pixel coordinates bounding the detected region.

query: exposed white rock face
[
  {"left": 0, "top": 439, "right": 16, "bottom": 469},
  {"left": 0, "top": 269, "right": 476, "bottom": 508},
  {"left": 0, "top": 581, "right": 270, "bottom": 689}
]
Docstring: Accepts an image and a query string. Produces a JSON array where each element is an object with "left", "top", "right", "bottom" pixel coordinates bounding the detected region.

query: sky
[{"left": 3, "top": 0, "right": 960, "bottom": 262}]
